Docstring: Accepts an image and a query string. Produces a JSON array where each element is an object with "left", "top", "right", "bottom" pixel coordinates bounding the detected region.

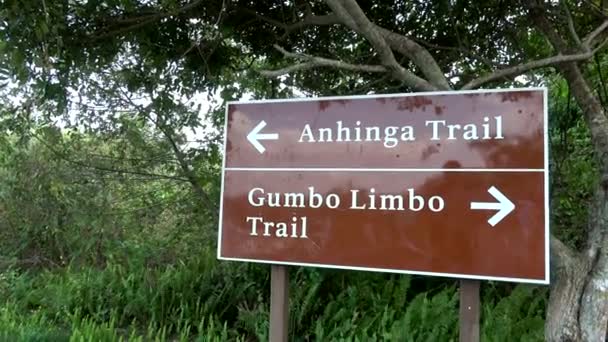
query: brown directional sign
[{"left": 217, "top": 88, "right": 549, "bottom": 284}]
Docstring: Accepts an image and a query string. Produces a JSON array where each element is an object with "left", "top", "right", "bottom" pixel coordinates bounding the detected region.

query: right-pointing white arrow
[
  {"left": 247, "top": 120, "right": 279, "bottom": 154},
  {"left": 470, "top": 186, "right": 515, "bottom": 227}
]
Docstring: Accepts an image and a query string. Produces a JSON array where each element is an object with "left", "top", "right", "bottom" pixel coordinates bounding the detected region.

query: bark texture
[
  {"left": 525, "top": 0, "right": 608, "bottom": 337},
  {"left": 546, "top": 63, "right": 608, "bottom": 342}
]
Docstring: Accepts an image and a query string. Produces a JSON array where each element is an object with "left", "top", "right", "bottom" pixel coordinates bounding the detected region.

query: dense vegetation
[
  {"left": 0, "top": 70, "right": 598, "bottom": 342},
  {"left": 0, "top": 0, "right": 607, "bottom": 340},
  {"left": 0, "top": 131, "right": 553, "bottom": 341}
]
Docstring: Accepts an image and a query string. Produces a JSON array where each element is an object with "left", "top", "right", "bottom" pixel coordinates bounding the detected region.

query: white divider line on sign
[{"left": 224, "top": 167, "right": 545, "bottom": 172}]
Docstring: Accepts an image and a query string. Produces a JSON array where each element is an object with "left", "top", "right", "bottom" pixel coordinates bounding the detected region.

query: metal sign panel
[{"left": 217, "top": 88, "right": 549, "bottom": 284}]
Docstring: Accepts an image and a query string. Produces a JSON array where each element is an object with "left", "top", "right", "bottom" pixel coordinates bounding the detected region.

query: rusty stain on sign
[{"left": 217, "top": 88, "right": 549, "bottom": 284}]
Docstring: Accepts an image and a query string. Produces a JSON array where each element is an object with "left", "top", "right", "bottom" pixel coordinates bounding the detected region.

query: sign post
[
  {"left": 270, "top": 265, "right": 289, "bottom": 342},
  {"left": 459, "top": 279, "right": 480, "bottom": 342},
  {"left": 217, "top": 88, "right": 549, "bottom": 339}
]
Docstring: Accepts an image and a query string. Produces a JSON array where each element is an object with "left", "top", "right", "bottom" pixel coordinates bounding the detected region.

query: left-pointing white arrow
[
  {"left": 247, "top": 120, "right": 279, "bottom": 154},
  {"left": 470, "top": 186, "right": 515, "bottom": 227}
]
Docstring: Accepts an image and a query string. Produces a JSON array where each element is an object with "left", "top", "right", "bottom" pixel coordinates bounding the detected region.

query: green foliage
[
  {"left": 548, "top": 76, "right": 598, "bottom": 250},
  {"left": 0, "top": 254, "right": 548, "bottom": 340},
  {"left": 0, "top": 253, "right": 251, "bottom": 340},
  {"left": 481, "top": 285, "right": 547, "bottom": 341},
  {"left": 0, "top": 124, "right": 549, "bottom": 340},
  {"left": 0, "top": 303, "right": 69, "bottom": 341},
  {"left": 0, "top": 133, "right": 201, "bottom": 268}
]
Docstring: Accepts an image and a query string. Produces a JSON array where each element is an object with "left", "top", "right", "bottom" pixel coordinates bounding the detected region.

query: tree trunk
[
  {"left": 546, "top": 239, "right": 608, "bottom": 341},
  {"left": 546, "top": 204, "right": 608, "bottom": 342},
  {"left": 545, "top": 62, "right": 608, "bottom": 342}
]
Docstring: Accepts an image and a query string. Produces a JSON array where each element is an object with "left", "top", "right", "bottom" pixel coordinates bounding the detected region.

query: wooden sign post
[
  {"left": 459, "top": 279, "right": 480, "bottom": 342},
  {"left": 217, "top": 88, "right": 550, "bottom": 339},
  {"left": 270, "top": 265, "right": 289, "bottom": 342}
]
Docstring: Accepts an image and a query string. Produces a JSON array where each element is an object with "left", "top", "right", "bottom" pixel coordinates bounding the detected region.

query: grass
[{"left": 0, "top": 245, "right": 547, "bottom": 341}]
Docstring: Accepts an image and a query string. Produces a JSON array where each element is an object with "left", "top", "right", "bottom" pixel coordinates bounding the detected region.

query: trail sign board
[{"left": 217, "top": 88, "right": 549, "bottom": 284}]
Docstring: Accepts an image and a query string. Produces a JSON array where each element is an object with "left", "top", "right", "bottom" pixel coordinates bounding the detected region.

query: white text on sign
[
  {"left": 245, "top": 186, "right": 445, "bottom": 239},
  {"left": 298, "top": 115, "right": 503, "bottom": 148}
]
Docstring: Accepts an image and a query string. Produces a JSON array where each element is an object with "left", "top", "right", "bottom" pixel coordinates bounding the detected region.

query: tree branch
[
  {"left": 412, "top": 38, "right": 499, "bottom": 69},
  {"left": 242, "top": 8, "right": 290, "bottom": 30},
  {"left": 583, "top": 19, "right": 608, "bottom": 50},
  {"left": 91, "top": 16, "right": 160, "bottom": 41},
  {"left": 525, "top": 0, "right": 570, "bottom": 52},
  {"left": 326, "top": 0, "right": 448, "bottom": 89},
  {"left": 110, "top": 87, "right": 220, "bottom": 215},
  {"left": 323, "top": 0, "right": 437, "bottom": 91},
  {"left": 374, "top": 26, "right": 451, "bottom": 90},
  {"left": 463, "top": 48, "right": 602, "bottom": 90},
  {"left": 323, "top": 0, "right": 360, "bottom": 31},
  {"left": 259, "top": 45, "right": 386, "bottom": 77},
  {"left": 561, "top": 0, "right": 582, "bottom": 46},
  {"left": 551, "top": 235, "right": 577, "bottom": 273},
  {"left": 90, "top": 0, "right": 205, "bottom": 41},
  {"left": 241, "top": 8, "right": 340, "bottom": 39},
  {"left": 157, "top": 119, "right": 219, "bottom": 215},
  {"left": 290, "top": 13, "right": 340, "bottom": 30},
  {"left": 251, "top": 7, "right": 449, "bottom": 89},
  {"left": 30, "top": 132, "right": 189, "bottom": 183}
]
